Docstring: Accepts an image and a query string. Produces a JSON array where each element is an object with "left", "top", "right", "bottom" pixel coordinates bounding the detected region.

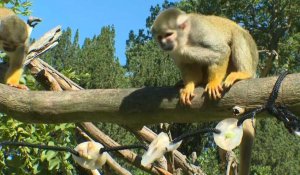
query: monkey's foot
[
  {"left": 223, "top": 74, "right": 238, "bottom": 88},
  {"left": 224, "top": 72, "right": 252, "bottom": 88},
  {"left": 205, "top": 81, "right": 223, "bottom": 99},
  {"left": 180, "top": 86, "right": 195, "bottom": 106},
  {"left": 8, "top": 84, "right": 29, "bottom": 90}
]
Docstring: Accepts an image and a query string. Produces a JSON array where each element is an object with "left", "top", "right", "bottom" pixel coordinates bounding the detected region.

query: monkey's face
[
  {"left": 152, "top": 29, "right": 178, "bottom": 51},
  {"left": 151, "top": 8, "right": 189, "bottom": 52}
]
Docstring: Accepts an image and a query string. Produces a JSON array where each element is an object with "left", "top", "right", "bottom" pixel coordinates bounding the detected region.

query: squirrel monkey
[
  {"left": 151, "top": 8, "right": 258, "bottom": 104},
  {"left": 0, "top": 7, "right": 33, "bottom": 90},
  {"left": 151, "top": 8, "right": 258, "bottom": 175}
]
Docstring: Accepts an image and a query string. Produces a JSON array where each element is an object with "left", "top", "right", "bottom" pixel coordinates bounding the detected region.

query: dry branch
[
  {"left": 0, "top": 73, "right": 299, "bottom": 125},
  {"left": 25, "top": 26, "right": 62, "bottom": 64}
]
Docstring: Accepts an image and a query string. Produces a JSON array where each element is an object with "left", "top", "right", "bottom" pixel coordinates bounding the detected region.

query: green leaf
[
  {"left": 32, "top": 163, "right": 40, "bottom": 174},
  {"left": 45, "top": 151, "right": 57, "bottom": 161},
  {"left": 48, "top": 157, "right": 60, "bottom": 170}
]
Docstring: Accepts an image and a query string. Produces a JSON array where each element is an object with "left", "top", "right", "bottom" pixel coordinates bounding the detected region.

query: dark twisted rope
[{"left": 237, "top": 72, "right": 300, "bottom": 134}]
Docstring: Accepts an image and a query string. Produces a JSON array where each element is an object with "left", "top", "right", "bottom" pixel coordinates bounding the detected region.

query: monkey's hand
[
  {"left": 7, "top": 83, "right": 29, "bottom": 90},
  {"left": 205, "top": 62, "right": 228, "bottom": 99},
  {"left": 205, "top": 80, "right": 223, "bottom": 100},
  {"left": 180, "top": 82, "right": 195, "bottom": 105}
]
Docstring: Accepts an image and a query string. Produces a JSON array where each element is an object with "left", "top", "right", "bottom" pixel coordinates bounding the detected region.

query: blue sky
[{"left": 29, "top": 0, "right": 178, "bottom": 65}]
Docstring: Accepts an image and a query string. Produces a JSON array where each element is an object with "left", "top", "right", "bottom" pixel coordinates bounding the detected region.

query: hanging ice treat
[
  {"left": 294, "top": 130, "right": 300, "bottom": 136},
  {"left": 141, "top": 132, "right": 182, "bottom": 166},
  {"left": 213, "top": 118, "right": 243, "bottom": 151},
  {"left": 72, "top": 141, "right": 108, "bottom": 170}
]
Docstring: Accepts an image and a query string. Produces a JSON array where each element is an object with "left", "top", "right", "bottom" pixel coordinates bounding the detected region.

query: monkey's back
[
  {"left": 188, "top": 13, "right": 248, "bottom": 43},
  {"left": 188, "top": 13, "right": 258, "bottom": 77},
  {"left": 0, "top": 8, "right": 28, "bottom": 51},
  {"left": 0, "top": 7, "right": 15, "bottom": 19}
]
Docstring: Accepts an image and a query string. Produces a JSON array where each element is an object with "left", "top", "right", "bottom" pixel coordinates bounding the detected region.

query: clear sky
[{"left": 29, "top": 0, "right": 178, "bottom": 65}]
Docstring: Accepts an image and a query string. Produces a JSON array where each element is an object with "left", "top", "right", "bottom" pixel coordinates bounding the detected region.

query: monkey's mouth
[{"left": 160, "top": 43, "right": 174, "bottom": 51}]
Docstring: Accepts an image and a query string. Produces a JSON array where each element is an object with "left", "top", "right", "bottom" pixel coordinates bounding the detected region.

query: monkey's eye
[{"left": 164, "top": 32, "right": 173, "bottom": 38}]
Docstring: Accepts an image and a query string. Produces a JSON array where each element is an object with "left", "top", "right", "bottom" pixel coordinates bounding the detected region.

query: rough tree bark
[{"left": 0, "top": 73, "right": 299, "bottom": 125}]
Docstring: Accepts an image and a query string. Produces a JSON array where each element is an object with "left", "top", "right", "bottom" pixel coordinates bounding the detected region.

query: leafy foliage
[
  {"left": 197, "top": 147, "right": 221, "bottom": 175},
  {"left": 0, "top": 0, "right": 32, "bottom": 15},
  {"left": 79, "top": 26, "right": 129, "bottom": 88},
  {"left": 0, "top": 65, "right": 77, "bottom": 174},
  {"left": 0, "top": 114, "right": 76, "bottom": 175},
  {"left": 252, "top": 118, "right": 300, "bottom": 175},
  {"left": 126, "top": 38, "right": 180, "bottom": 87}
]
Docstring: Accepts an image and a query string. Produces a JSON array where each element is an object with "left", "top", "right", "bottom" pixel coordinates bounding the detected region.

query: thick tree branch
[{"left": 0, "top": 73, "right": 299, "bottom": 125}]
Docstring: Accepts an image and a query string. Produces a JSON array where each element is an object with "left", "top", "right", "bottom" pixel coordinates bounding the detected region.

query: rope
[
  {"left": 171, "top": 128, "right": 220, "bottom": 144},
  {"left": 0, "top": 141, "right": 147, "bottom": 157},
  {"left": 0, "top": 141, "right": 80, "bottom": 156},
  {"left": 237, "top": 72, "right": 300, "bottom": 134}
]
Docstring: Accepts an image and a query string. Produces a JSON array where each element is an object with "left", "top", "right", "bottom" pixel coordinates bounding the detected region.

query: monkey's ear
[
  {"left": 177, "top": 14, "right": 189, "bottom": 29},
  {"left": 150, "top": 25, "right": 154, "bottom": 33}
]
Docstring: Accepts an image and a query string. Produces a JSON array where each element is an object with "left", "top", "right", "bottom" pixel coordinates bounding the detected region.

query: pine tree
[{"left": 78, "top": 26, "right": 128, "bottom": 88}]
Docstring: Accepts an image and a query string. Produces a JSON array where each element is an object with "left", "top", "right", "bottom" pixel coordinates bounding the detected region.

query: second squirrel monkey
[
  {"left": 0, "top": 7, "right": 33, "bottom": 89},
  {"left": 151, "top": 8, "right": 258, "bottom": 104}
]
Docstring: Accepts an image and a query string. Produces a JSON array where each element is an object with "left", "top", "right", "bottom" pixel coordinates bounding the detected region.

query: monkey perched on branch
[
  {"left": 0, "top": 7, "right": 37, "bottom": 90},
  {"left": 151, "top": 8, "right": 258, "bottom": 104},
  {"left": 151, "top": 8, "right": 259, "bottom": 175}
]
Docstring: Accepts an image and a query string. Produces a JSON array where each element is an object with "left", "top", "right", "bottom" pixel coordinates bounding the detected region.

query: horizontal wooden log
[{"left": 0, "top": 73, "right": 299, "bottom": 125}]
